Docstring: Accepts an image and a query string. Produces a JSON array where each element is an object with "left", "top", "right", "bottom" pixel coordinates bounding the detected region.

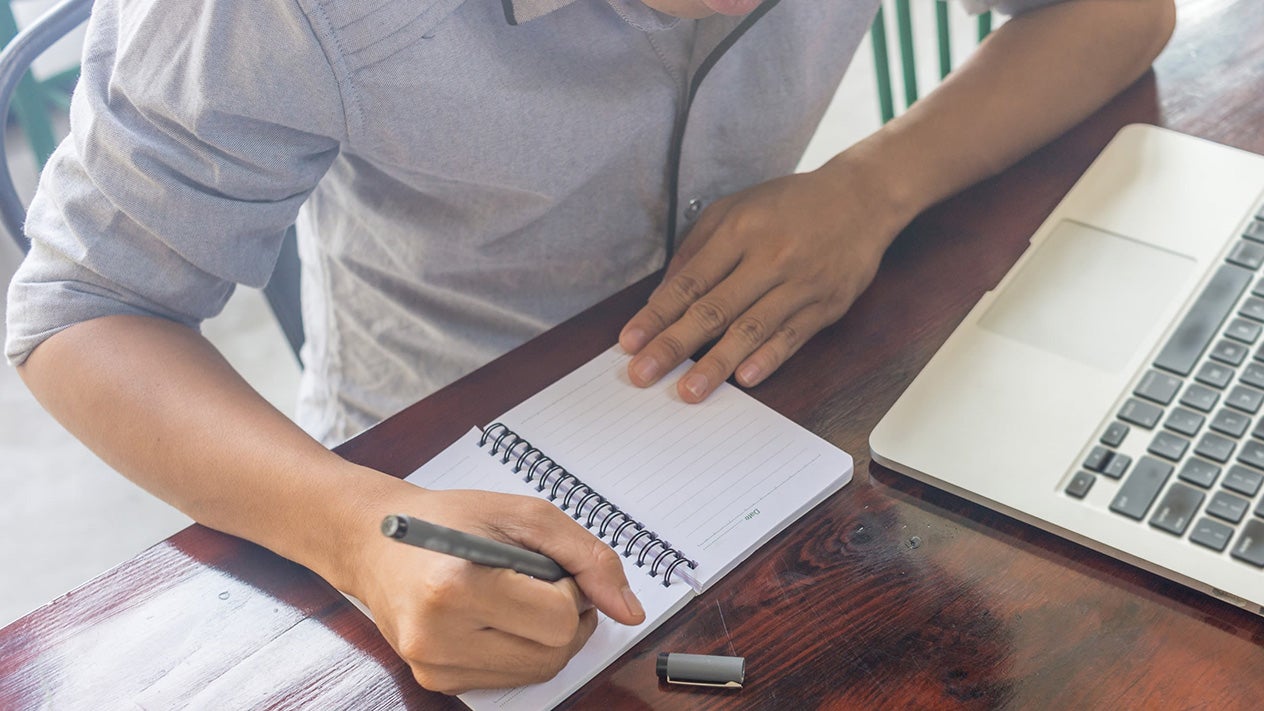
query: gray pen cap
[{"left": 656, "top": 652, "right": 745, "bottom": 688}]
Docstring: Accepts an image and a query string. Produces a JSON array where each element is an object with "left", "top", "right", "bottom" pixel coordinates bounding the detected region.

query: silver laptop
[{"left": 871, "top": 124, "right": 1264, "bottom": 616}]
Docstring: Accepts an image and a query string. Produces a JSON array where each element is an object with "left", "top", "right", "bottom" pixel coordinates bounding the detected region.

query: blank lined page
[{"left": 498, "top": 346, "right": 852, "bottom": 588}]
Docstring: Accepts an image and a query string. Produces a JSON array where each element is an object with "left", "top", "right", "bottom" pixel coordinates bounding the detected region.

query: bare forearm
[
  {"left": 839, "top": 0, "right": 1176, "bottom": 225},
  {"left": 17, "top": 314, "right": 394, "bottom": 591}
]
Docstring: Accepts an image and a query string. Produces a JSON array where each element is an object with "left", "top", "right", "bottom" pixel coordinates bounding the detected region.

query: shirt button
[{"left": 683, "top": 197, "right": 703, "bottom": 220}]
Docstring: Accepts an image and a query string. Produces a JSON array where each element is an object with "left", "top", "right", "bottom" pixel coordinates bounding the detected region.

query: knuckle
[
  {"left": 666, "top": 272, "right": 708, "bottom": 306},
  {"left": 521, "top": 495, "right": 562, "bottom": 522},
  {"left": 527, "top": 652, "right": 569, "bottom": 685},
  {"left": 413, "top": 667, "right": 464, "bottom": 696},
  {"left": 540, "top": 608, "right": 580, "bottom": 648},
  {"left": 726, "top": 205, "right": 761, "bottom": 234},
  {"left": 416, "top": 573, "right": 463, "bottom": 616},
  {"left": 636, "top": 303, "right": 672, "bottom": 331},
  {"left": 687, "top": 299, "right": 730, "bottom": 337},
  {"left": 730, "top": 315, "right": 770, "bottom": 346},
  {"left": 655, "top": 331, "right": 691, "bottom": 362},
  {"left": 590, "top": 538, "right": 623, "bottom": 572},
  {"left": 774, "top": 321, "right": 804, "bottom": 350},
  {"left": 395, "top": 628, "right": 430, "bottom": 664},
  {"left": 396, "top": 622, "right": 453, "bottom": 671}
]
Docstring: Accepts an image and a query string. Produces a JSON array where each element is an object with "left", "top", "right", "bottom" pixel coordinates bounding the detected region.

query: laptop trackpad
[{"left": 979, "top": 221, "right": 1195, "bottom": 373}]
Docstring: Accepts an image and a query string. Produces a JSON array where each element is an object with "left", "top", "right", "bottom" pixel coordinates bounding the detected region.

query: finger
[
  {"left": 674, "top": 284, "right": 816, "bottom": 402},
  {"left": 456, "top": 569, "right": 585, "bottom": 646},
  {"left": 490, "top": 497, "right": 646, "bottom": 626},
  {"left": 734, "top": 302, "right": 831, "bottom": 389},
  {"left": 627, "top": 261, "right": 780, "bottom": 389},
  {"left": 407, "top": 609, "right": 599, "bottom": 695},
  {"left": 619, "top": 235, "right": 741, "bottom": 358}
]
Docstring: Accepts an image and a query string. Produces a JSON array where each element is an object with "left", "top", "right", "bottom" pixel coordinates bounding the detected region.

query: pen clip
[{"left": 663, "top": 675, "right": 743, "bottom": 689}]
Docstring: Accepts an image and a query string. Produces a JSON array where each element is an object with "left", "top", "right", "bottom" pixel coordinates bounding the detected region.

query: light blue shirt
[{"left": 5, "top": 0, "right": 1059, "bottom": 443}]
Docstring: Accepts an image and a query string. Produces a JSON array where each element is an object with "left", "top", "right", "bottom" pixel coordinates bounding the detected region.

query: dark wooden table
[{"left": 5, "top": 1, "right": 1264, "bottom": 707}]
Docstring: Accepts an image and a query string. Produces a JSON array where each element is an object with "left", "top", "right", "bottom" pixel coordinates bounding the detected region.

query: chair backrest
[
  {"left": 0, "top": 0, "right": 305, "bottom": 362},
  {"left": 870, "top": 0, "right": 993, "bottom": 124},
  {"left": 0, "top": 0, "right": 88, "bottom": 244}
]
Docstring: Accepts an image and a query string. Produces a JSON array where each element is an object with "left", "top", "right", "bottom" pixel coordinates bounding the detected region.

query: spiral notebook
[{"left": 402, "top": 346, "right": 853, "bottom": 710}]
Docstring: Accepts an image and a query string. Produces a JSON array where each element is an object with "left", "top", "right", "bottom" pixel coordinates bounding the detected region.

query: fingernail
[
  {"left": 621, "top": 327, "right": 649, "bottom": 352},
  {"left": 621, "top": 585, "right": 645, "bottom": 620},
  {"left": 682, "top": 373, "right": 708, "bottom": 400},
  {"left": 737, "top": 362, "right": 762, "bottom": 386},
  {"left": 632, "top": 356, "right": 660, "bottom": 384}
]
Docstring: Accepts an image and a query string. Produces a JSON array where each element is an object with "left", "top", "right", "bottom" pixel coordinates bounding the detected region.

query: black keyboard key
[
  {"left": 1149, "top": 483, "right": 1204, "bottom": 535},
  {"left": 1083, "top": 445, "right": 1112, "bottom": 472},
  {"left": 1103, "top": 453, "right": 1131, "bottom": 479},
  {"left": 1238, "top": 440, "right": 1264, "bottom": 470},
  {"left": 1242, "top": 295, "right": 1264, "bottom": 321},
  {"left": 1180, "top": 383, "right": 1220, "bottom": 412},
  {"left": 1210, "top": 409, "right": 1251, "bottom": 438},
  {"left": 1163, "top": 407, "right": 1204, "bottom": 437},
  {"left": 1224, "top": 465, "right": 1264, "bottom": 497},
  {"left": 1119, "top": 398, "right": 1163, "bottom": 429},
  {"left": 1135, "top": 370, "right": 1183, "bottom": 404},
  {"left": 1252, "top": 416, "right": 1264, "bottom": 441},
  {"left": 1228, "top": 242, "right": 1264, "bottom": 272},
  {"left": 1227, "top": 317, "right": 1263, "bottom": 344},
  {"left": 1207, "top": 491, "right": 1249, "bottom": 523},
  {"left": 1110, "top": 456, "right": 1174, "bottom": 520},
  {"left": 1211, "top": 339, "right": 1249, "bottom": 365},
  {"left": 1148, "top": 432, "right": 1190, "bottom": 461},
  {"left": 1225, "top": 385, "right": 1264, "bottom": 414},
  {"left": 1154, "top": 264, "right": 1251, "bottom": 375},
  {"left": 1065, "top": 471, "right": 1095, "bottom": 499},
  {"left": 1101, "top": 421, "right": 1129, "bottom": 447},
  {"left": 1229, "top": 519, "right": 1264, "bottom": 567},
  {"left": 1254, "top": 277, "right": 1264, "bottom": 298},
  {"left": 1177, "top": 458, "right": 1220, "bottom": 488},
  {"left": 1195, "top": 432, "right": 1237, "bottom": 463},
  {"left": 1195, "top": 362, "right": 1234, "bottom": 389},
  {"left": 1190, "top": 518, "right": 1234, "bottom": 552},
  {"left": 1242, "top": 363, "right": 1264, "bottom": 390}
]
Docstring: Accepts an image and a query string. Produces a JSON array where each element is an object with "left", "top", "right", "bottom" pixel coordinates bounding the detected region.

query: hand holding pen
[{"left": 355, "top": 489, "right": 645, "bottom": 694}]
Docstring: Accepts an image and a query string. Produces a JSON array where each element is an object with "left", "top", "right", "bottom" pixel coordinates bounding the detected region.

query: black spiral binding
[{"left": 479, "top": 422, "right": 699, "bottom": 588}]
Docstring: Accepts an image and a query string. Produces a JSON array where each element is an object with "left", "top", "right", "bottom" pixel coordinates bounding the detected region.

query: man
[{"left": 6, "top": 0, "right": 1174, "bottom": 695}]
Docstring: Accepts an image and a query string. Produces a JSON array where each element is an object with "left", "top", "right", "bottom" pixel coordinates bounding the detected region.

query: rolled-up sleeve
[
  {"left": 960, "top": 0, "right": 1068, "bottom": 16},
  {"left": 5, "top": 0, "right": 347, "bottom": 365}
]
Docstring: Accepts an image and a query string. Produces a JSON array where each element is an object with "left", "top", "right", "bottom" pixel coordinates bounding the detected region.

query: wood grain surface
[{"left": 4, "top": 1, "right": 1263, "bottom": 707}]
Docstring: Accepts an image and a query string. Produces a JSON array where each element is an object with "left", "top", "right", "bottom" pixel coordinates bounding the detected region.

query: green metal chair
[
  {"left": 0, "top": 0, "right": 79, "bottom": 168},
  {"left": 871, "top": 0, "right": 993, "bottom": 124}
]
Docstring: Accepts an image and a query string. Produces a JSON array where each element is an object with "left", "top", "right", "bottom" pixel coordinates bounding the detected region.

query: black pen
[{"left": 381, "top": 514, "right": 569, "bottom": 581}]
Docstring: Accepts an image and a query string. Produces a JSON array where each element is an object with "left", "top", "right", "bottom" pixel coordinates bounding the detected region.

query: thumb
[{"left": 523, "top": 509, "right": 646, "bottom": 627}]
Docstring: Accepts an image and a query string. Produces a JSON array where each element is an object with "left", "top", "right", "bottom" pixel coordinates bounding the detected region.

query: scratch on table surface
[{"left": 715, "top": 601, "right": 736, "bottom": 656}]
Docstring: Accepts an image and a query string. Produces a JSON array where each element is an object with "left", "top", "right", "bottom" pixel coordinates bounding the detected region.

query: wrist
[
  {"left": 814, "top": 140, "right": 922, "bottom": 249},
  {"left": 262, "top": 457, "right": 418, "bottom": 597},
  {"left": 329, "top": 466, "right": 425, "bottom": 596}
]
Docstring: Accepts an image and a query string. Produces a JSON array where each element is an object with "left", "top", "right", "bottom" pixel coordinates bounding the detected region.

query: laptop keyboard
[{"left": 1069, "top": 208, "right": 1264, "bottom": 569}]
